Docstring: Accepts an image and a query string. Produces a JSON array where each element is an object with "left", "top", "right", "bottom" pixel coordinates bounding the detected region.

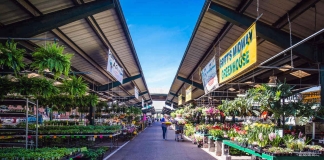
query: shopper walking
[{"left": 160, "top": 114, "right": 169, "bottom": 140}]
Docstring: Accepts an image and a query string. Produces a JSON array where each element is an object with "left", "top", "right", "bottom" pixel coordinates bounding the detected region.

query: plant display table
[
  {"left": 195, "top": 132, "right": 210, "bottom": 148},
  {"left": 208, "top": 136, "right": 215, "bottom": 152},
  {"left": 223, "top": 140, "right": 324, "bottom": 160}
]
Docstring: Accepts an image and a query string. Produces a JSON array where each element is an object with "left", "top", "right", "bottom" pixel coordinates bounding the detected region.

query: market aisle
[{"left": 106, "top": 122, "right": 216, "bottom": 160}]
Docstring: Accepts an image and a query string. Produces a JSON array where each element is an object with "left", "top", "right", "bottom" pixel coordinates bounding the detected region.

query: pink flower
[
  {"left": 268, "top": 132, "right": 276, "bottom": 141},
  {"left": 259, "top": 133, "right": 263, "bottom": 141},
  {"left": 298, "top": 132, "right": 303, "bottom": 139},
  {"left": 291, "top": 132, "right": 295, "bottom": 136}
]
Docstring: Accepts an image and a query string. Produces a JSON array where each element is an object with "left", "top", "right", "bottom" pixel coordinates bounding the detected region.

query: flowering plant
[
  {"left": 258, "top": 133, "right": 269, "bottom": 147},
  {"left": 268, "top": 132, "right": 281, "bottom": 147},
  {"left": 205, "top": 107, "right": 219, "bottom": 116},
  {"left": 177, "top": 120, "right": 186, "bottom": 125}
]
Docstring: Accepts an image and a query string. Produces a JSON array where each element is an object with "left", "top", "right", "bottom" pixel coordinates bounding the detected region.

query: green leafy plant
[
  {"left": 209, "top": 129, "right": 224, "bottom": 138},
  {"left": 0, "top": 76, "right": 14, "bottom": 99},
  {"left": 0, "top": 40, "right": 25, "bottom": 76},
  {"left": 31, "top": 42, "right": 73, "bottom": 79},
  {"left": 60, "top": 76, "right": 87, "bottom": 97}
]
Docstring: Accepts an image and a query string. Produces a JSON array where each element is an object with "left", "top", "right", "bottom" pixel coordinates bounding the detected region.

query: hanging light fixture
[
  {"left": 268, "top": 76, "right": 277, "bottom": 87},
  {"left": 228, "top": 87, "right": 236, "bottom": 91}
]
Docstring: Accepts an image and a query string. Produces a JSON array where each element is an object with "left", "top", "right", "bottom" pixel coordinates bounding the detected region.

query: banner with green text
[{"left": 219, "top": 23, "right": 257, "bottom": 83}]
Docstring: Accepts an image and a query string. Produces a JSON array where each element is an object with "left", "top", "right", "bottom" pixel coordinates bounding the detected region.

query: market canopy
[
  {"left": 166, "top": 0, "right": 324, "bottom": 107},
  {"left": 0, "top": 0, "right": 151, "bottom": 105}
]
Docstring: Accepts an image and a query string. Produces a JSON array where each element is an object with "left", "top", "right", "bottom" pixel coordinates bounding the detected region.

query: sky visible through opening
[{"left": 120, "top": 0, "right": 205, "bottom": 95}]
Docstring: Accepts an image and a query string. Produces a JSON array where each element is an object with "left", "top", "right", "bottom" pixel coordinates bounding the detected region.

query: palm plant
[
  {"left": 0, "top": 40, "right": 25, "bottom": 76},
  {"left": 31, "top": 43, "right": 73, "bottom": 79}
]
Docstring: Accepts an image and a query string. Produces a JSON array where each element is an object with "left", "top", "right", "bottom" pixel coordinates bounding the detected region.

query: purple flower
[
  {"left": 268, "top": 132, "right": 276, "bottom": 141},
  {"left": 291, "top": 132, "right": 295, "bottom": 136},
  {"left": 259, "top": 133, "right": 263, "bottom": 141},
  {"left": 298, "top": 132, "right": 303, "bottom": 139}
]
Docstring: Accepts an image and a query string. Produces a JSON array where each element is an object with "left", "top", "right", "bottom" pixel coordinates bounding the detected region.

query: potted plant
[
  {"left": 60, "top": 76, "right": 87, "bottom": 97},
  {"left": 31, "top": 42, "right": 73, "bottom": 79},
  {"left": 0, "top": 40, "right": 25, "bottom": 76}
]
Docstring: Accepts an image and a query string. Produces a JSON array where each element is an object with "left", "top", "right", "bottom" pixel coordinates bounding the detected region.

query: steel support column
[{"left": 321, "top": 64, "right": 324, "bottom": 106}]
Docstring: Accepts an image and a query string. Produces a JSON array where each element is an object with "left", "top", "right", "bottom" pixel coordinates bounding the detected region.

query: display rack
[
  {"left": 222, "top": 140, "right": 323, "bottom": 160},
  {"left": 0, "top": 98, "right": 38, "bottom": 149}
]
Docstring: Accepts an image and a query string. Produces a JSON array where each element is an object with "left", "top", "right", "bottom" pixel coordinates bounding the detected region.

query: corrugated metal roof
[
  {"left": 0, "top": 0, "right": 152, "bottom": 103},
  {"left": 0, "top": 0, "right": 31, "bottom": 25},
  {"left": 29, "top": 0, "right": 74, "bottom": 14},
  {"left": 166, "top": 0, "right": 323, "bottom": 106}
]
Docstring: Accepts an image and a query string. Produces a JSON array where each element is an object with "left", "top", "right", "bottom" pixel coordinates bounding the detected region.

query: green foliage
[
  {"left": 0, "top": 76, "right": 59, "bottom": 99},
  {"left": 126, "top": 106, "right": 142, "bottom": 115},
  {"left": 170, "top": 112, "right": 176, "bottom": 118},
  {"left": 0, "top": 76, "right": 13, "bottom": 99},
  {"left": 14, "top": 76, "right": 59, "bottom": 98},
  {"left": 82, "top": 147, "right": 107, "bottom": 160},
  {"left": 184, "top": 123, "right": 195, "bottom": 136},
  {"left": 209, "top": 129, "right": 224, "bottom": 138},
  {"left": 34, "top": 125, "right": 122, "bottom": 135},
  {"left": 37, "top": 94, "right": 99, "bottom": 112},
  {"left": 31, "top": 42, "right": 73, "bottom": 79},
  {"left": 60, "top": 76, "right": 87, "bottom": 97},
  {"left": 0, "top": 40, "right": 25, "bottom": 76},
  {"left": 0, "top": 147, "right": 80, "bottom": 160}
]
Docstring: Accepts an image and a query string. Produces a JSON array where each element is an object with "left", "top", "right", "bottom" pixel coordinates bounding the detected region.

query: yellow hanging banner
[
  {"left": 219, "top": 23, "right": 257, "bottom": 83},
  {"left": 178, "top": 94, "right": 183, "bottom": 105},
  {"left": 185, "top": 86, "right": 192, "bottom": 102}
]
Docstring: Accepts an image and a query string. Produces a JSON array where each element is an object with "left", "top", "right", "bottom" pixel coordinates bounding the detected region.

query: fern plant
[
  {"left": 0, "top": 40, "right": 25, "bottom": 76},
  {"left": 12, "top": 76, "right": 59, "bottom": 98},
  {"left": 0, "top": 76, "right": 14, "bottom": 99},
  {"left": 60, "top": 76, "right": 87, "bottom": 97},
  {"left": 31, "top": 43, "right": 73, "bottom": 79}
]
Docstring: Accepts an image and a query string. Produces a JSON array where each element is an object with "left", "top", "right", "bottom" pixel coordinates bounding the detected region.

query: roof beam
[
  {"left": 127, "top": 91, "right": 149, "bottom": 99},
  {"left": 177, "top": 76, "right": 204, "bottom": 90},
  {"left": 166, "top": 100, "right": 178, "bottom": 105},
  {"left": 169, "top": 92, "right": 178, "bottom": 97},
  {"left": 0, "top": 0, "right": 115, "bottom": 37},
  {"left": 72, "top": 0, "right": 144, "bottom": 99},
  {"left": 273, "top": 0, "right": 320, "bottom": 28},
  {"left": 208, "top": 2, "right": 315, "bottom": 62},
  {"left": 97, "top": 74, "right": 142, "bottom": 91},
  {"left": 136, "top": 100, "right": 151, "bottom": 106}
]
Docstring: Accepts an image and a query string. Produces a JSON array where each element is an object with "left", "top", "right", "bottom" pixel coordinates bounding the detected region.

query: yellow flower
[{"left": 244, "top": 126, "right": 249, "bottom": 131}]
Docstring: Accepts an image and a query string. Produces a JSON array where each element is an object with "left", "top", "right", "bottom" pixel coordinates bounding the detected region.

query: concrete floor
[{"left": 106, "top": 122, "right": 217, "bottom": 160}]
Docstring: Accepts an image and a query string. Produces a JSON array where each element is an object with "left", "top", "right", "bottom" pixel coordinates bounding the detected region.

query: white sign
[
  {"left": 146, "top": 112, "right": 152, "bottom": 116},
  {"left": 107, "top": 49, "right": 123, "bottom": 84},
  {"left": 201, "top": 57, "right": 219, "bottom": 94},
  {"left": 171, "top": 103, "right": 173, "bottom": 109},
  {"left": 142, "top": 97, "right": 144, "bottom": 107},
  {"left": 135, "top": 86, "right": 139, "bottom": 99}
]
